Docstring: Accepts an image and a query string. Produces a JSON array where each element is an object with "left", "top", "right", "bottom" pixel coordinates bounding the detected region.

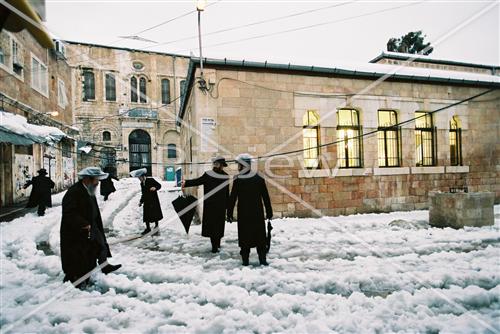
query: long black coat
[
  {"left": 100, "top": 175, "right": 118, "bottom": 196},
  {"left": 60, "top": 182, "right": 111, "bottom": 280},
  {"left": 184, "top": 170, "right": 230, "bottom": 239},
  {"left": 25, "top": 175, "right": 55, "bottom": 208},
  {"left": 140, "top": 177, "right": 163, "bottom": 222},
  {"left": 227, "top": 172, "right": 273, "bottom": 248}
]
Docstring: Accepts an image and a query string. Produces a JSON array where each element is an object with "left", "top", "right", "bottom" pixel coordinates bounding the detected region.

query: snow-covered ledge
[
  {"left": 411, "top": 166, "right": 445, "bottom": 174},
  {"left": 298, "top": 169, "right": 330, "bottom": 178},
  {"left": 332, "top": 168, "right": 372, "bottom": 177},
  {"left": 445, "top": 166, "right": 469, "bottom": 173},
  {"left": 373, "top": 167, "right": 410, "bottom": 176}
]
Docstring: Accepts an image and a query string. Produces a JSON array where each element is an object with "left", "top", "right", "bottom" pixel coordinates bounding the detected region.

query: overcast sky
[{"left": 45, "top": 0, "right": 499, "bottom": 67}]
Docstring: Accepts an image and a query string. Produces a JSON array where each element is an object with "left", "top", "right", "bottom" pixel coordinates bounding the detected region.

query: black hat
[
  {"left": 212, "top": 156, "right": 228, "bottom": 167},
  {"left": 37, "top": 168, "right": 48, "bottom": 175}
]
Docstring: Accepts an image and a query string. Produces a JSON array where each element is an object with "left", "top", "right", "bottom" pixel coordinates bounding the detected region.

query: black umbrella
[
  {"left": 172, "top": 194, "right": 198, "bottom": 234},
  {"left": 266, "top": 220, "right": 273, "bottom": 254}
]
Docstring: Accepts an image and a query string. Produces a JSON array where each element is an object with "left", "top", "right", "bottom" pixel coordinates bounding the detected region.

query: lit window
[
  {"left": 337, "top": 109, "right": 362, "bottom": 168},
  {"left": 377, "top": 110, "right": 400, "bottom": 167},
  {"left": 415, "top": 111, "right": 435, "bottom": 166},
  {"left": 167, "top": 143, "right": 176, "bottom": 158},
  {"left": 31, "top": 56, "right": 48, "bottom": 96},
  {"left": 450, "top": 116, "right": 462, "bottom": 166},
  {"left": 139, "top": 77, "right": 147, "bottom": 103},
  {"left": 83, "top": 70, "right": 95, "bottom": 101},
  {"left": 105, "top": 73, "right": 116, "bottom": 101},
  {"left": 161, "top": 79, "right": 170, "bottom": 105},
  {"left": 130, "top": 76, "right": 138, "bottom": 102},
  {"left": 302, "top": 110, "right": 320, "bottom": 169},
  {"left": 103, "top": 131, "right": 111, "bottom": 142}
]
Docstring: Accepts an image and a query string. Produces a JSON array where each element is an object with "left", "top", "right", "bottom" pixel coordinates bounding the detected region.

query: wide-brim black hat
[
  {"left": 37, "top": 168, "right": 47, "bottom": 175},
  {"left": 212, "top": 156, "right": 228, "bottom": 167}
]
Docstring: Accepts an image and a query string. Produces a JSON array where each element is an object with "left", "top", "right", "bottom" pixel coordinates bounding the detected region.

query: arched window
[
  {"left": 337, "top": 109, "right": 362, "bottom": 168},
  {"left": 102, "top": 131, "right": 111, "bottom": 141},
  {"left": 139, "top": 77, "right": 147, "bottom": 103},
  {"left": 167, "top": 143, "right": 176, "bottom": 158},
  {"left": 161, "top": 79, "right": 171, "bottom": 105},
  {"left": 450, "top": 116, "right": 462, "bottom": 166},
  {"left": 82, "top": 69, "right": 95, "bottom": 101},
  {"left": 377, "top": 110, "right": 400, "bottom": 167},
  {"left": 415, "top": 111, "right": 435, "bottom": 166},
  {"left": 130, "top": 76, "right": 138, "bottom": 102},
  {"left": 303, "top": 110, "right": 320, "bottom": 169}
]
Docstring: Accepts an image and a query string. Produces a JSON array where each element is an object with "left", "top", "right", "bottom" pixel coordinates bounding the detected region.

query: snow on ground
[{"left": 1, "top": 179, "right": 499, "bottom": 333}]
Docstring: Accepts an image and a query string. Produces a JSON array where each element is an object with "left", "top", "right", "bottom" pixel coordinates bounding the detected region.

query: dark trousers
[
  {"left": 90, "top": 226, "right": 108, "bottom": 264},
  {"left": 240, "top": 246, "right": 266, "bottom": 259},
  {"left": 210, "top": 237, "right": 221, "bottom": 250},
  {"left": 37, "top": 203, "right": 46, "bottom": 216},
  {"left": 103, "top": 194, "right": 109, "bottom": 201}
]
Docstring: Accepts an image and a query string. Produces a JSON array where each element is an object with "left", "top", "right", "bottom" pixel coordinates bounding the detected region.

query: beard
[{"left": 86, "top": 183, "right": 97, "bottom": 197}]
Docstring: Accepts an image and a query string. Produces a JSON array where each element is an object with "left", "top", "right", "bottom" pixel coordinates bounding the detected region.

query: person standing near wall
[
  {"left": 182, "top": 156, "right": 230, "bottom": 253},
  {"left": 24, "top": 168, "right": 55, "bottom": 216},
  {"left": 227, "top": 154, "right": 273, "bottom": 266}
]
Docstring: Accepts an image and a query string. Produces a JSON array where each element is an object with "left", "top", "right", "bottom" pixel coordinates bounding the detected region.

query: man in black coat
[
  {"left": 133, "top": 168, "right": 163, "bottom": 236},
  {"left": 24, "top": 168, "right": 55, "bottom": 216},
  {"left": 182, "top": 156, "right": 230, "bottom": 253},
  {"left": 100, "top": 166, "right": 119, "bottom": 201},
  {"left": 60, "top": 167, "right": 121, "bottom": 288},
  {"left": 227, "top": 154, "right": 273, "bottom": 266}
]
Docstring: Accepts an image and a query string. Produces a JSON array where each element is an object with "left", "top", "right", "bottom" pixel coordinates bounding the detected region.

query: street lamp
[{"left": 196, "top": 0, "right": 206, "bottom": 77}]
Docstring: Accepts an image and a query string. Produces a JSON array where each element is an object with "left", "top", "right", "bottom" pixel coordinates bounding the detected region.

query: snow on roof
[
  {"left": 370, "top": 51, "right": 500, "bottom": 69},
  {"left": 0, "top": 110, "right": 68, "bottom": 145}
]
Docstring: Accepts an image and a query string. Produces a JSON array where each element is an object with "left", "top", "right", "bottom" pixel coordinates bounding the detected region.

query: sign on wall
[
  {"left": 200, "top": 117, "right": 217, "bottom": 152},
  {"left": 13, "top": 154, "right": 33, "bottom": 202},
  {"left": 63, "top": 157, "right": 75, "bottom": 187}
]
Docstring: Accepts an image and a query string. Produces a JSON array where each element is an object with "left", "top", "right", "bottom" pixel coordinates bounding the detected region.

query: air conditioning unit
[{"left": 54, "top": 40, "right": 66, "bottom": 58}]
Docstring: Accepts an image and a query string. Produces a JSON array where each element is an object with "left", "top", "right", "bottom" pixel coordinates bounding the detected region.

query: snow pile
[
  {"left": 0, "top": 110, "right": 67, "bottom": 145},
  {"left": 1, "top": 180, "right": 499, "bottom": 333}
]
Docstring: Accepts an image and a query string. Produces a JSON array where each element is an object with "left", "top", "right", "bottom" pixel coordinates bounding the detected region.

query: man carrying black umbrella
[
  {"left": 227, "top": 154, "right": 273, "bottom": 266},
  {"left": 182, "top": 156, "right": 230, "bottom": 253},
  {"left": 24, "top": 168, "right": 55, "bottom": 216}
]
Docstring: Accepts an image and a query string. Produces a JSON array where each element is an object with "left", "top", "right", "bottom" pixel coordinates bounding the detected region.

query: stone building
[
  {"left": 178, "top": 56, "right": 499, "bottom": 218},
  {"left": 0, "top": 24, "right": 77, "bottom": 207},
  {"left": 64, "top": 41, "right": 190, "bottom": 179}
]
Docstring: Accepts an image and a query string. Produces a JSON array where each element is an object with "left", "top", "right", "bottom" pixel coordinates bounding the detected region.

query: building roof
[
  {"left": 62, "top": 40, "right": 191, "bottom": 59},
  {"left": 370, "top": 51, "right": 500, "bottom": 71},
  {"left": 178, "top": 57, "right": 500, "bottom": 124}
]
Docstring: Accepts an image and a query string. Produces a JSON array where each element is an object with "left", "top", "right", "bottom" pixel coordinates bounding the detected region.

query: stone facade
[
  {"left": 180, "top": 60, "right": 500, "bottom": 218},
  {"left": 65, "top": 42, "right": 190, "bottom": 178},
  {"left": 0, "top": 29, "right": 77, "bottom": 207}
]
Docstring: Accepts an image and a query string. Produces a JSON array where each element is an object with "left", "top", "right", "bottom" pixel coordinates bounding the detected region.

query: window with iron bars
[
  {"left": 302, "top": 110, "right": 320, "bottom": 169},
  {"left": 377, "top": 110, "right": 401, "bottom": 167},
  {"left": 450, "top": 116, "right": 463, "bottom": 166},
  {"left": 415, "top": 111, "right": 436, "bottom": 166},
  {"left": 337, "top": 108, "right": 362, "bottom": 168}
]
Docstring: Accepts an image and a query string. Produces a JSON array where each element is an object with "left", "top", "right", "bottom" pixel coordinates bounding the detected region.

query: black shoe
[
  {"left": 259, "top": 260, "right": 269, "bottom": 266},
  {"left": 141, "top": 228, "right": 151, "bottom": 236},
  {"left": 152, "top": 228, "right": 160, "bottom": 237},
  {"left": 242, "top": 258, "right": 249, "bottom": 266},
  {"left": 102, "top": 264, "right": 121, "bottom": 274}
]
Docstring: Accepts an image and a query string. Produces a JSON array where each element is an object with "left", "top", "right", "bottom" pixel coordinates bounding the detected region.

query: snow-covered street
[{"left": 1, "top": 179, "right": 499, "bottom": 333}]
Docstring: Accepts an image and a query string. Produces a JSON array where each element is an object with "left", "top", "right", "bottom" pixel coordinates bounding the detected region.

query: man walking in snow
[
  {"left": 60, "top": 167, "right": 121, "bottom": 288},
  {"left": 100, "top": 166, "right": 119, "bottom": 201},
  {"left": 24, "top": 168, "right": 55, "bottom": 216},
  {"left": 227, "top": 154, "right": 273, "bottom": 266},
  {"left": 132, "top": 168, "right": 163, "bottom": 236},
  {"left": 182, "top": 156, "right": 230, "bottom": 253}
]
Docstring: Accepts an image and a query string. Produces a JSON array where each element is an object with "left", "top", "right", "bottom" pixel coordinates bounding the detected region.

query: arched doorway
[{"left": 129, "top": 129, "right": 152, "bottom": 176}]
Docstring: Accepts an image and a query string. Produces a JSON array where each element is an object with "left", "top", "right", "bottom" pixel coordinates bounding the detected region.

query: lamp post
[{"left": 196, "top": 0, "right": 206, "bottom": 77}]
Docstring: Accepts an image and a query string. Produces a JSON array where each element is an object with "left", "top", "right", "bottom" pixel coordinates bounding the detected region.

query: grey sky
[{"left": 45, "top": 0, "right": 499, "bottom": 66}]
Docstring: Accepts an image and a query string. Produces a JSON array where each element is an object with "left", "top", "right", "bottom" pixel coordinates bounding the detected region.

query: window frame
[
  {"left": 336, "top": 108, "right": 363, "bottom": 168},
  {"left": 161, "top": 78, "right": 171, "bottom": 105},
  {"left": 30, "top": 53, "right": 48, "bottom": 97},
  {"left": 104, "top": 72, "right": 117, "bottom": 102},
  {"left": 377, "top": 109, "right": 401, "bottom": 167},
  {"left": 130, "top": 76, "right": 138, "bottom": 103},
  {"left": 102, "top": 131, "right": 111, "bottom": 142},
  {"left": 415, "top": 111, "right": 436, "bottom": 167},
  {"left": 449, "top": 116, "right": 463, "bottom": 166},
  {"left": 167, "top": 143, "right": 177, "bottom": 159},
  {"left": 302, "top": 110, "right": 321, "bottom": 169},
  {"left": 82, "top": 69, "right": 95, "bottom": 101},
  {"left": 139, "top": 77, "right": 147, "bottom": 103},
  {"left": 11, "top": 37, "right": 24, "bottom": 79}
]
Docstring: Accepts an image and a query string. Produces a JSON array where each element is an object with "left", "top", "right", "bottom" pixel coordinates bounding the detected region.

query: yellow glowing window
[
  {"left": 303, "top": 110, "right": 320, "bottom": 169},
  {"left": 337, "top": 109, "right": 362, "bottom": 168},
  {"left": 377, "top": 110, "right": 400, "bottom": 167},
  {"left": 450, "top": 116, "right": 462, "bottom": 166},
  {"left": 415, "top": 111, "right": 435, "bottom": 166}
]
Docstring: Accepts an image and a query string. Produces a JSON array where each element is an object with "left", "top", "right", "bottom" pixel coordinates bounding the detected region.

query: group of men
[{"left": 22, "top": 153, "right": 273, "bottom": 288}]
